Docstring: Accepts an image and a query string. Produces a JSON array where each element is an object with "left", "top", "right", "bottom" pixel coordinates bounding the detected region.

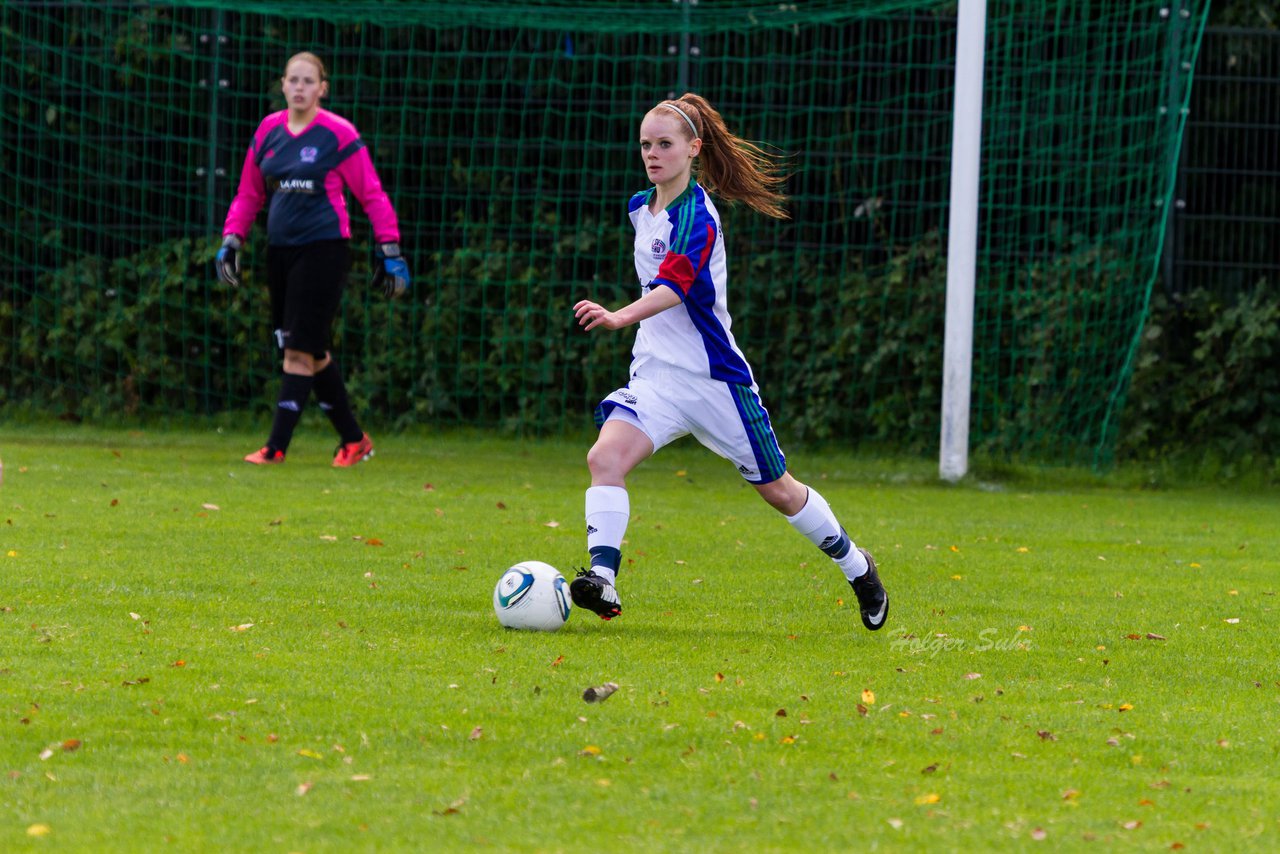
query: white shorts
[{"left": 594, "top": 364, "right": 787, "bottom": 484}]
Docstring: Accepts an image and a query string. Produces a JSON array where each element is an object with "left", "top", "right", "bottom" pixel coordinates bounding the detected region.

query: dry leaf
[
  {"left": 229, "top": 623, "right": 254, "bottom": 632},
  {"left": 583, "top": 683, "right": 618, "bottom": 703},
  {"left": 1031, "top": 828, "right": 1047, "bottom": 840},
  {"left": 915, "top": 792, "right": 940, "bottom": 805},
  {"left": 964, "top": 673, "right": 982, "bottom": 680},
  {"left": 1146, "top": 633, "right": 1166, "bottom": 640},
  {"left": 544, "top": 520, "right": 560, "bottom": 528},
  {"left": 61, "top": 739, "right": 81, "bottom": 752},
  {"left": 295, "top": 781, "right": 312, "bottom": 796},
  {"left": 861, "top": 689, "right": 876, "bottom": 704},
  {"left": 27, "top": 824, "right": 51, "bottom": 837},
  {"left": 1037, "top": 730, "right": 1057, "bottom": 741},
  {"left": 469, "top": 727, "right": 483, "bottom": 741},
  {"left": 580, "top": 745, "right": 602, "bottom": 756},
  {"left": 202, "top": 503, "right": 220, "bottom": 511}
]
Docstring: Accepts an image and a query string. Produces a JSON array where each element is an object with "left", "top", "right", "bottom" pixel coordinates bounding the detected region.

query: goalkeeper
[{"left": 216, "top": 51, "right": 409, "bottom": 466}]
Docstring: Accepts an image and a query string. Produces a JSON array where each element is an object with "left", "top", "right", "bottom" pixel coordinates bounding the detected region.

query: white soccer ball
[{"left": 493, "top": 561, "right": 571, "bottom": 631}]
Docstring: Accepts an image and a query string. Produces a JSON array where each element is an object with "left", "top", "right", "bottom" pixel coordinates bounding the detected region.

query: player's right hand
[{"left": 215, "top": 234, "right": 243, "bottom": 286}]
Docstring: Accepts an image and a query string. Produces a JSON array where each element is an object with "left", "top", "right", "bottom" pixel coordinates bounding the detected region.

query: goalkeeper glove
[
  {"left": 372, "top": 242, "right": 410, "bottom": 299},
  {"left": 215, "top": 234, "right": 243, "bottom": 286}
]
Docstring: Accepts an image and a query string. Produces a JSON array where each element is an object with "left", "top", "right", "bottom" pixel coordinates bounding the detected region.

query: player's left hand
[
  {"left": 372, "top": 243, "right": 410, "bottom": 299},
  {"left": 574, "top": 299, "right": 622, "bottom": 331}
]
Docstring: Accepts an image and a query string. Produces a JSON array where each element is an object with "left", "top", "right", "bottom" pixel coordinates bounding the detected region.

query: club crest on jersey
[
  {"left": 650, "top": 239, "right": 667, "bottom": 258},
  {"left": 299, "top": 146, "right": 319, "bottom": 163}
]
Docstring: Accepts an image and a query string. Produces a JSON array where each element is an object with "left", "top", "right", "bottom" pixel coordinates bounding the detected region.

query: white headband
[{"left": 660, "top": 103, "right": 699, "bottom": 137}]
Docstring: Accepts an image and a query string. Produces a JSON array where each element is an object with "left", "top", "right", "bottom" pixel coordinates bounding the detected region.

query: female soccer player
[
  {"left": 215, "top": 51, "right": 409, "bottom": 466},
  {"left": 572, "top": 93, "right": 888, "bottom": 631}
]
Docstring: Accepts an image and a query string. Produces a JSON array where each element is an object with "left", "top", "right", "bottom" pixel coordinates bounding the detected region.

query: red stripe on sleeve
[{"left": 655, "top": 252, "right": 696, "bottom": 294}]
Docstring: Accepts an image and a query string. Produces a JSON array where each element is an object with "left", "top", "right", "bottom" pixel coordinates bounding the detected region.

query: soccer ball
[{"left": 493, "top": 561, "right": 571, "bottom": 631}]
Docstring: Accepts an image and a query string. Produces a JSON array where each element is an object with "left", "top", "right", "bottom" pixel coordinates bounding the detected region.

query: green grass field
[{"left": 1, "top": 424, "right": 1277, "bottom": 851}]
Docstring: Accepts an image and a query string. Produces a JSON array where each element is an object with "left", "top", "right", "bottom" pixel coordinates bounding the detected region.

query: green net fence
[{"left": 0, "top": 0, "right": 1208, "bottom": 465}]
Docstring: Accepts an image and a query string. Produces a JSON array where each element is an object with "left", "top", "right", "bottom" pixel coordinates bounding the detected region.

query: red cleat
[
  {"left": 244, "top": 446, "right": 285, "bottom": 465},
  {"left": 332, "top": 433, "right": 374, "bottom": 467}
]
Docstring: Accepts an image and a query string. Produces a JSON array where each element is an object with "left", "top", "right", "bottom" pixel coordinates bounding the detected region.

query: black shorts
[{"left": 266, "top": 239, "right": 352, "bottom": 357}]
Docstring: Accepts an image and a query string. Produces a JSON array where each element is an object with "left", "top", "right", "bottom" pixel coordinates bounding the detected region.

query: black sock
[
  {"left": 312, "top": 360, "right": 363, "bottom": 445},
  {"left": 267, "top": 373, "right": 315, "bottom": 453}
]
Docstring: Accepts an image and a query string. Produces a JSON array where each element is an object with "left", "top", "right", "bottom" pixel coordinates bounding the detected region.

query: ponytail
[{"left": 655, "top": 93, "right": 790, "bottom": 220}]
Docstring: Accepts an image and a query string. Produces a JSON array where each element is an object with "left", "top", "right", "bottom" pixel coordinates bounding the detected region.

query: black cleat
[
  {"left": 850, "top": 548, "right": 888, "bottom": 631},
  {"left": 570, "top": 569, "right": 622, "bottom": 620}
]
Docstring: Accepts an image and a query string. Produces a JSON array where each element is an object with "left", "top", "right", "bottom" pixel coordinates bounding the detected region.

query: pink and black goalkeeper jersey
[{"left": 223, "top": 108, "right": 399, "bottom": 247}]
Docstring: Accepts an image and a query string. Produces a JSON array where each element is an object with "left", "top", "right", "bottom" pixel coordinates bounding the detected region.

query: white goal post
[{"left": 939, "top": 0, "right": 988, "bottom": 482}]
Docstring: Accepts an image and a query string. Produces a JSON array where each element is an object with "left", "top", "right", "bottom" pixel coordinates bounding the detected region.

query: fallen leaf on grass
[
  {"left": 544, "top": 520, "right": 560, "bottom": 528},
  {"left": 1037, "top": 730, "right": 1057, "bottom": 741},
  {"left": 229, "top": 623, "right": 254, "bottom": 632},
  {"left": 201, "top": 503, "right": 220, "bottom": 511},
  {"left": 297, "top": 749, "right": 323, "bottom": 759},
  {"left": 856, "top": 704, "right": 869, "bottom": 717},
  {"left": 366, "top": 538, "right": 385, "bottom": 547},
  {"left": 27, "top": 824, "right": 51, "bottom": 837},
  {"left": 964, "top": 673, "right": 982, "bottom": 680},
  {"left": 469, "top": 727, "right": 483, "bottom": 741},
  {"left": 861, "top": 689, "right": 876, "bottom": 704},
  {"left": 61, "top": 739, "right": 81, "bottom": 752},
  {"left": 915, "top": 792, "right": 940, "bottom": 805},
  {"left": 295, "top": 781, "right": 312, "bottom": 796}
]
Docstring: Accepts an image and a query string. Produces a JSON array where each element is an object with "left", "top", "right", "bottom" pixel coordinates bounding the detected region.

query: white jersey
[{"left": 627, "top": 181, "right": 756, "bottom": 388}]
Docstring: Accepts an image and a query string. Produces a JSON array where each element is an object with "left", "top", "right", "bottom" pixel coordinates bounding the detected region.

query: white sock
[
  {"left": 785, "top": 487, "right": 868, "bottom": 581},
  {"left": 585, "top": 485, "right": 629, "bottom": 586}
]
